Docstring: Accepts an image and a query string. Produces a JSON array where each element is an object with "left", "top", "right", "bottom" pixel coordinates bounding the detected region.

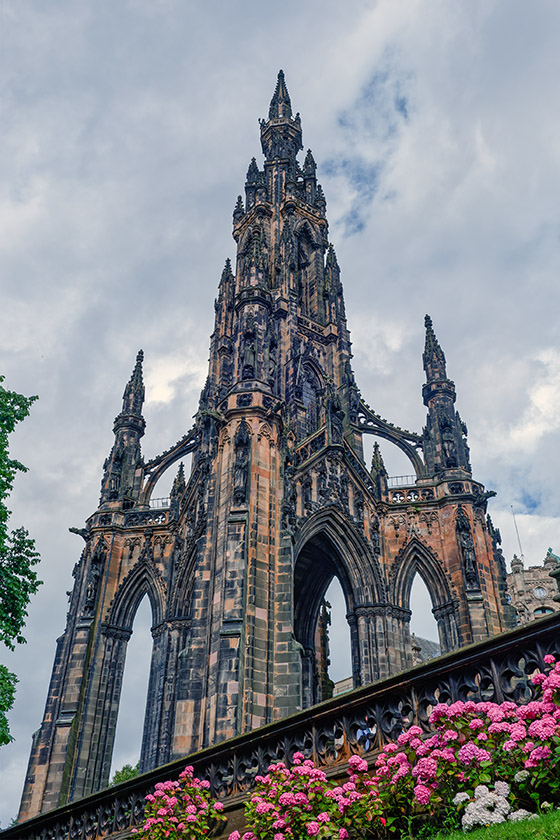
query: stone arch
[
  {"left": 79, "top": 557, "right": 168, "bottom": 796},
  {"left": 141, "top": 427, "right": 200, "bottom": 504},
  {"left": 293, "top": 219, "right": 320, "bottom": 255},
  {"left": 389, "top": 537, "right": 460, "bottom": 654},
  {"left": 106, "top": 559, "right": 165, "bottom": 633},
  {"left": 169, "top": 541, "right": 199, "bottom": 618},
  {"left": 293, "top": 506, "right": 386, "bottom": 705}
]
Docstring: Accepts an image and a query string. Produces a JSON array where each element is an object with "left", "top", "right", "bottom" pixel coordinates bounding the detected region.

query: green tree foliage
[
  {"left": 111, "top": 762, "right": 139, "bottom": 785},
  {"left": 0, "top": 376, "right": 41, "bottom": 745}
]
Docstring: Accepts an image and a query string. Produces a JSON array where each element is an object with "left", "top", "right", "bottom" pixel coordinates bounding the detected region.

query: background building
[{"left": 507, "top": 548, "right": 560, "bottom": 625}]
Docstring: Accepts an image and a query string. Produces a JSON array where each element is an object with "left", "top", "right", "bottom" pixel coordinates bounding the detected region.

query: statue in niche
[
  {"left": 456, "top": 505, "right": 480, "bottom": 590},
  {"left": 441, "top": 429, "right": 457, "bottom": 468},
  {"left": 326, "top": 380, "right": 344, "bottom": 444},
  {"left": 82, "top": 540, "right": 107, "bottom": 616},
  {"left": 302, "top": 473, "right": 313, "bottom": 512},
  {"left": 283, "top": 464, "right": 297, "bottom": 533},
  {"left": 317, "top": 461, "right": 328, "bottom": 499},
  {"left": 241, "top": 316, "right": 256, "bottom": 380},
  {"left": 265, "top": 334, "right": 277, "bottom": 386},
  {"left": 242, "top": 340, "right": 256, "bottom": 381},
  {"left": 281, "top": 216, "right": 297, "bottom": 271},
  {"left": 354, "top": 489, "right": 364, "bottom": 527},
  {"left": 233, "top": 420, "right": 251, "bottom": 506}
]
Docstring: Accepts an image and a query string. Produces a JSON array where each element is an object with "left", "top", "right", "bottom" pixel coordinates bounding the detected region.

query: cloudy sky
[{"left": 1, "top": 0, "right": 560, "bottom": 826}]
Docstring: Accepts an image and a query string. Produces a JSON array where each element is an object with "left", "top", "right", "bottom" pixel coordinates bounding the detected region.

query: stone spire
[
  {"left": 268, "top": 69, "right": 292, "bottom": 119},
  {"left": 99, "top": 351, "right": 146, "bottom": 507},
  {"left": 170, "top": 462, "right": 186, "bottom": 518},
  {"left": 370, "top": 441, "right": 388, "bottom": 498},
  {"left": 260, "top": 70, "right": 303, "bottom": 162},
  {"left": 303, "top": 148, "right": 316, "bottom": 176},
  {"left": 423, "top": 315, "right": 447, "bottom": 383},
  {"left": 121, "top": 349, "right": 145, "bottom": 416},
  {"left": 421, "top": 317, "right": 471, "bottom": 475}
]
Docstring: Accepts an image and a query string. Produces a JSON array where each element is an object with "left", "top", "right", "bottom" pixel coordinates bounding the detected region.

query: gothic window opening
[
  {"left": 108, "top": 595, "right": 152, "bottom": 781},
  {"left": 409, "top": 573, "right": 441, "bottom": 664},
  {"left": 323, "top": 577, "right": 352, "bottom": 693},
  {"left": 302, "top": 367, "right": 321, "bottom": 437},
  {"left": 294, "top": 533, "right": 355, "bottom": 709},
  {"left": 297, "top": 227, "right": 317, "bottom": 315}
]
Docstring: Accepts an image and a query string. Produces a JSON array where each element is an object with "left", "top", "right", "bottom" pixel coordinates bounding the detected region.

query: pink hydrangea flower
[{"left": 414, "top": 784, "right": 431, "bottom": 805}]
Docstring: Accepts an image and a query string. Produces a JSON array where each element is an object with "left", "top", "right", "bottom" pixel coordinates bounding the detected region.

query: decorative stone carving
[
  {"left": 233, "top": 420, "right": 251, "bottom": 506},
  {"left": 456, "top": 505, "right": 480, "bottom": 591}
]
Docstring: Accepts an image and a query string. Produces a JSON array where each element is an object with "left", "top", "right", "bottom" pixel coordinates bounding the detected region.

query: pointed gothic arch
[
  {"left": 389, "top": 537, "right": 460, "bottom": 653},
  {"left": 293, "top": 506, "right": 386, "bottom": 705},
  {"left": 106, "top": 557, "right": 165, "bottom": 632}
]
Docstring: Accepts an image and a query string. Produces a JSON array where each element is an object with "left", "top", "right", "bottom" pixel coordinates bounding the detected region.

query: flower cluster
[
  {"left": 229, "top": 752, "right": 384, "bottom": 840},
  {"left": 454, "top": 782, "right": 539, "bottom": 830},
  {"left": 134, "top": 765, "right": 226, "bottom": 839},
  {"left": 138, "top": 656, "right": 560, "bottom": 838}
]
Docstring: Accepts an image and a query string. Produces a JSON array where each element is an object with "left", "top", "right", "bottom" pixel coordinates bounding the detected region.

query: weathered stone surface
[{"left": 18, "top": 71, "right": 513, "bottom": 822}]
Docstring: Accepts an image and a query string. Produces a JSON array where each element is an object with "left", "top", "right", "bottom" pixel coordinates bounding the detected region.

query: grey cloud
[{"left": 1, "top": 0, "right": 559, "bottom": 825}]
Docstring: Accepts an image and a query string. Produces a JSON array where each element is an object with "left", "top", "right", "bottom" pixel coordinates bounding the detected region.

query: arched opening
[
  {"left": 109, "top": 595, "right": 152, "bottom": 781},
  {"left": 294, "top": 531, "right": 355, "bottom": 708},
  {"left": 362, "top": 435, "right": 416, "bottom": 483},
  {"left": 325, "top": 577, "right": 353, "bottom": 695},
  {"left": 391, "top": 540, "right": 460, "bottom": 664},
  {"left": 409, "top": 573, "right": 441, "bottom": 664},
  {"left": 149, "top": 453, "right": 192, "bottom": 508}
]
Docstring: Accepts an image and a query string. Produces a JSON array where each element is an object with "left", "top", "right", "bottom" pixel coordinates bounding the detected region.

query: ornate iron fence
[{"left": 5, "top": 612, "right": 560, "bottom": 840}]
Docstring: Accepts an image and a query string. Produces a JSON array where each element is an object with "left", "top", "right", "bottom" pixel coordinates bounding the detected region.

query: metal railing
[
  {"left": 387, "top": 474, "right": 417, "bottom": 488},
  {"left": 7, "top": 612, "right": 560, "bottom": 840},
  {"left": 149, "top": 496, "right": 170, "bottom": 509}
]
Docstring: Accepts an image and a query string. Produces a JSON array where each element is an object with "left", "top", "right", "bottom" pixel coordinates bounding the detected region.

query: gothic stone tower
[{"left": 19, "top": 72, "right": 513, "bottom": 820}]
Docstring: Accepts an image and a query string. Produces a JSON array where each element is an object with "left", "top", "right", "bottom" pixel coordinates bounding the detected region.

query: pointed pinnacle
[
  {"left": 268, "top": 69, "right": 293, "bottom": 120},
  {"left": 423, "top": 314, "right": 447, "bottom": 382},
  {"left": 246, "top": 157, "right": 260, "bottom": 183},
  {"left": 131, "top": 349, "right": 144, "bottom": 389},
  {"left": 122, "top": 349, "right": 145, "bottom": 416},
  {"left": 325, "top": 244, "right": 339, "bottom": 270},
  {"left": 371, "top": 441, "right": 386, "bottom": 473},
  {"left": 303, "top": 149, "right": 316, "bottom": 175},
  {"left": 220, "top": 258, "right": 233, "bottom": 284},
  {"left": 233, "top": 195, "right": 244, "bottom": 220},
  {"left": 424, "top": 314, "right": 442, "bottom": 355},
  {"left": 171, "top": 461, "right": 186, "bottom": 497}
]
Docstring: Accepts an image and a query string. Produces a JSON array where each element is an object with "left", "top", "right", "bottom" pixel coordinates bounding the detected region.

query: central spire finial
[
  {"left": 260, "top": 70, "right": 302, "bottom": 162},
  {"left": 269, "top": 69, "right": 293, "bottom": 120}
]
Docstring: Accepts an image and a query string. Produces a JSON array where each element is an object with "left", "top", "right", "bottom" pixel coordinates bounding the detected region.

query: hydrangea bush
[
  {"left": 134, "top": 765, "right": 226, "bottom": 839},
  {"left": 228, "top": 752, "right": 385, "bottom": 840},
  {"left": 138, "top": 655, "right": 560, "bottom": 839}
]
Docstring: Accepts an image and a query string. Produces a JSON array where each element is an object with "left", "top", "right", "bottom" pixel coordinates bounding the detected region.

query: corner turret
[
  {"left": 421, "top": 316, "right": 471, "bottom": 475},
  {"left": 99, "top": 350, "right": 146, "bottom": 507}
]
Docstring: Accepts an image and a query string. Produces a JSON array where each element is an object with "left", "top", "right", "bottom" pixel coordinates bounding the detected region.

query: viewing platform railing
[{"left": 6, "top": 613, "right": 560, "bottom": 840}]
